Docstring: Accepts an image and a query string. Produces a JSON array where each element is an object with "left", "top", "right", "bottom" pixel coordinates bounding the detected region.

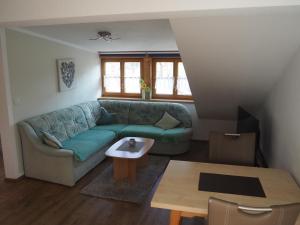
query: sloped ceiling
[{"left": 170, "top": 7, "right": 300, "bottom": 120}]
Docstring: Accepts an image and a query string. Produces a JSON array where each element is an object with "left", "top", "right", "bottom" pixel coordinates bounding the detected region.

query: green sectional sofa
[{"left": 18, "top": 100, "right": 192, "bottom": 186}]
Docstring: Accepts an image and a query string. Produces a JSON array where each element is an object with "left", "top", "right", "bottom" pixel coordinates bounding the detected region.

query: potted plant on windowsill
[{"left": 140, "top": 79, "right": 152, "bottom": 101}]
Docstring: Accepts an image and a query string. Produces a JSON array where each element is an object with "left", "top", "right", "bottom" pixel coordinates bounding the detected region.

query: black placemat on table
[
  {"left": 198, "top": 172, "right": 266, "bottom": 197},
  {"left": 116, "top": 141, "right": 144, "bottom": 152}
]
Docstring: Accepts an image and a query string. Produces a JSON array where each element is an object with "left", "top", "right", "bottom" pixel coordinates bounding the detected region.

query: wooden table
[
  {"left": 105, "top": 137, "right": 154, "bottom": 182},
  {"left": 151, "top": 160, "right": 300, "bottom": 225}
]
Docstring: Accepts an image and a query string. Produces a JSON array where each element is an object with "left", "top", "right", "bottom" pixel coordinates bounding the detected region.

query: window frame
[
  {"left": 101, "top": 57, "right": 144, "bottom": 98},
  {"left": 152, "top": 58, "right": 192, "bottom": 100}
]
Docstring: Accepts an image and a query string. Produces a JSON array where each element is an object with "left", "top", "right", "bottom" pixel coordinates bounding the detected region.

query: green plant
[{"left": 140, "top": 79, "right": 151, "bottom": 91}]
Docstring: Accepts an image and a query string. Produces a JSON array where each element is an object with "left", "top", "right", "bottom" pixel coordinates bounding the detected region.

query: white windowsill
[{"left": 98, "top": 96, "right": 194, "bottom": 104}]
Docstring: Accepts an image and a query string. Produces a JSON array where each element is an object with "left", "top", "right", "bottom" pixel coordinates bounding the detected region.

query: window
[
  {"left": 177, "top": 62, "right": 192, "bottom": 96},
  {"left": 102, "top": 58, "right": 143, "bottom": 97},
  {"left": 155, "top": 61, "right": 174, "bottom": 95},
  {"left": 124, "top": 62, "right": 141, "bottom": 93},
  {"left": 152, "top": 58, "right": 192, "bottom": 99},
  {"left": 101, "top": 55, "right": 192, "bottom": 100},
  {"left": 104, "top": 62, "right": 121, "bottom": 93}
]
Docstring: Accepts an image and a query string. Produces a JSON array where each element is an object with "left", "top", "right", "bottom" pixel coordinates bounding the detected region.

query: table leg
[
  {"left": 113, "top": 158, "right": 129, "bottom": 180},
  {"left": 113, "top": 158, "right": 137, "bottom": 183},
  {"left": 169, "top": 210, "right": 182, "bottom": 225},
  {"left": 128, "top": 159, "right": 136, "bottom": 183},
  {"left": 137, "top": 154, "right": 148, "bottom": 167}
]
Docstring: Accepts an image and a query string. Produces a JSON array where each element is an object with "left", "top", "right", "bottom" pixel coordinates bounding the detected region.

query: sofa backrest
[
  {"left": 100, "top": 100, "right": 131, "bottom": 124},
  {"left": 99, "top": 100, "right": 192, "bottom": 128},
  {"left": 23, "top": 100, "right": 192, "bottom": 142},
  {"left": 25, "top": 105, "right": 90, "bottom": 142},
  {"left": 77, "top": 101, "right": 102, "bottom": 128}
]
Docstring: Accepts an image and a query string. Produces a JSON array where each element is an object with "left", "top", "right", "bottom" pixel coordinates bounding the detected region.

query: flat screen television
[
  {"left": 237, "top": 106, "right": 261, "bottom": 165},
  {"left": 237, "top": 106, "right": 259, "bottom": 133}
]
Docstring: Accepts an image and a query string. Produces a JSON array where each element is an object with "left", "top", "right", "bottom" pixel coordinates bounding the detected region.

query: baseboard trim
[
  {"left": 191, "top": 139, "right": 208, "bottom": 142},
  {"left": 5, "top": 175, "right": 25, "bottom": 183}
]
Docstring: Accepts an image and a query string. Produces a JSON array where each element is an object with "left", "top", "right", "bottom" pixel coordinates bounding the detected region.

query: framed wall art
[{"left": 57, "top": 58, "right": 77, "bottom": 92}]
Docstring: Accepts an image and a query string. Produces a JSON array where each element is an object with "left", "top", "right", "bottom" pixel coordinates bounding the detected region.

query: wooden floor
[{"left": 0, "top": 141, "right": 208, "bottom": 225}]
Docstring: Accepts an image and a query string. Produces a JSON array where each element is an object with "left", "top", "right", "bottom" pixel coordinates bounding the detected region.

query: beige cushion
[
  {"left": 42, "top": 131, "right": 63, "bottom": 149},
  {"left": 155, "top": 112, "right": 180, "bottom": 130}
]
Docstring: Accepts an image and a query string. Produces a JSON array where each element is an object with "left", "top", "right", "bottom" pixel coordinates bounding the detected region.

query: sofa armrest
[
  {"left": 18, "top": 121, "right": 73, "bottom": 158},
  {"left": 34, "top": 144, "right": 73, "bottom": 158}
]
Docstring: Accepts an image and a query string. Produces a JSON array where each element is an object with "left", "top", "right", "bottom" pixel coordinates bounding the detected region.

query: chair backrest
[
  {"left": 208, "top": 197, "right": 300, "bottom": 225},
  {"left": 209, "top": 132, "right": 256, "bottom": 165}
]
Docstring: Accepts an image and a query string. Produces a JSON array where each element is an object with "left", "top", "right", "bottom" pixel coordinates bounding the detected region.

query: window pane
[
  {"left": 177, "top": 62, "right": 192, "bottom": 95},
  {"left": 155, "top": 62, "right": 174, "bottom": 95},
  {"left": 104, "top": 62, "right": 120, "bottom": 93},
  {"left": 124, "top": 62, "right": 141, "bottom": 93}
]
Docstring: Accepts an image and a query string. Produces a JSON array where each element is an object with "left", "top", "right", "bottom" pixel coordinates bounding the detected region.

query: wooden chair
[{"left": 208, "top": 197, "right": 300, "bottom": 225}]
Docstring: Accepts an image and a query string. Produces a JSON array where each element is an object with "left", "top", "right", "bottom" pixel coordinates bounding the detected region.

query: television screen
[
  {"left": 236, "top": 107, "right": 268, "bottom": 167},
  {"left": 237, "top": 107, "right": 259, "bottom": 135},
  {"left": 237, "top": 106, "right": 260, "bottom": 151}
]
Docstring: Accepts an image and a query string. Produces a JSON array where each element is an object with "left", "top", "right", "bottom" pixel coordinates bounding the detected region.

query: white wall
[
  {"left": 0, "top": 28, "right": 23, "bottom": 178},
  {"left": 1, "top": 0, "right": 300, "bottom": 26},
  {"left": 6, "top": 29, "right": 101, "bottom": 122},
  {"left": 0, "top": 29, "right": 100, "bottom": 178},
  {"left": 258, "top": 47, "right": 300, "bottom": 184},
  {"left": 183, "top": 103, "right": 236, "bottom": 140}
]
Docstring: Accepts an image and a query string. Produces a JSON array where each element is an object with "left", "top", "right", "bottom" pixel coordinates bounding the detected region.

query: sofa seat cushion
[
  {"left": 62, "top": 130, "right": 116, "bottom": 161},
  {"left": 121, "top": 125, "right": 164, "bottom": 139},
  {"left": 91, "top": 124, "right": 127, "bottom": 135},
  {"left": 160, "top": 128, "right": 193, "bottom": 142}
]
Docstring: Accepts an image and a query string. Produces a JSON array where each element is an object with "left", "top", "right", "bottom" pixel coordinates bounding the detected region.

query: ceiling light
[{"left": 89, "top": 31, "right": 120, "bottom": 42}]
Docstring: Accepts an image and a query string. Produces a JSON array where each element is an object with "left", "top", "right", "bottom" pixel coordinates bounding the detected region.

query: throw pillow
[
  {"left": 96, "top": 107, "right": 117, "bottom": 125},
  {"left": 155, "top": 112, "right": 181, "bottom": 130},
  {"left": 42, "top": 131, "right": 63, "bottom": 149}
]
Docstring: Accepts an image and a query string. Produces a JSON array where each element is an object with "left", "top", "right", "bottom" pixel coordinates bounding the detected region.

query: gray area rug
[{"left": 80, "top": 156, "right": 170, "bottom": 204}]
